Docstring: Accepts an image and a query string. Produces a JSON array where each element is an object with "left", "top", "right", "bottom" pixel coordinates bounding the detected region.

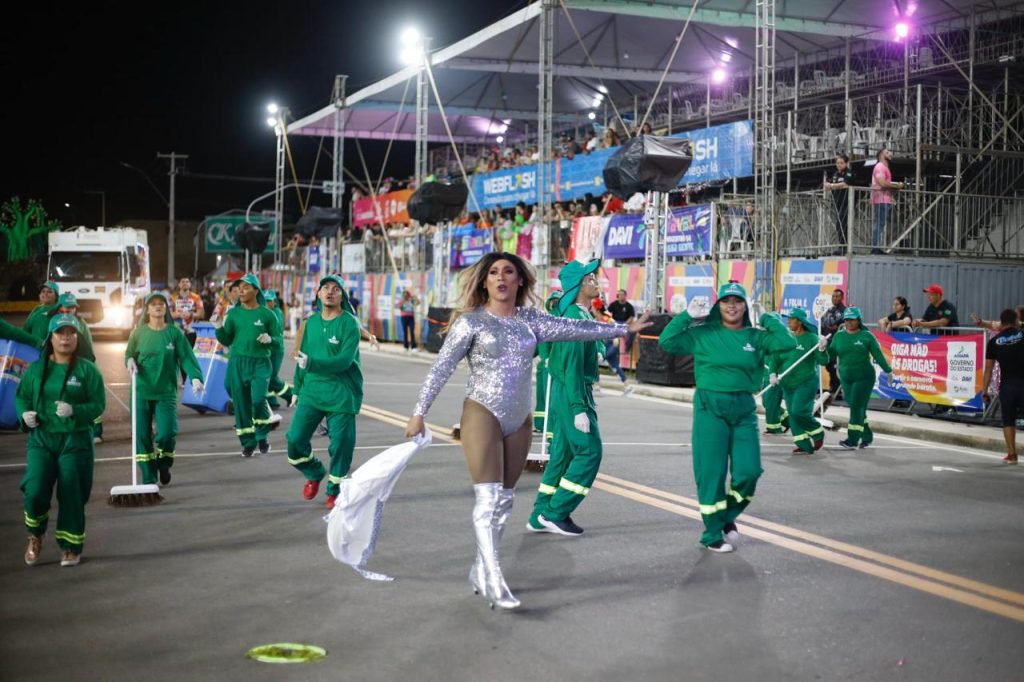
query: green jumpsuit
[
  {"left": 659, "top": 309, "right": 795, "bottom": 547},
  {"left": 533, "top": 341, "right": 552, "bottom": 433},
  {"left": 126, "top": 321, "right": 203, "bottom": 483},
  {"left": 65, "top": 316, "right": 101, "bottom": 440},
  {"left": 16, "top": 355, "right": 105, "bottom": 554},
  {"left": 286, "top": 310, "right": 362, "bottom": 496},
  {"left": 760, "top": 364, "right": 789, "bottom": 434},
  {"left": 529, "top": 303, "right": 604, "bottom": 526},
  {"left": 828, "top": 329, "right": 892, "bottom": 447},
  {"left": 266, "top": 304, "right": 293, "bottom": 409},
  {"left": 215, "top": 304, "right": 282, "bottom": 449},
  {"left": 771, "top": 330, "right": 829, "bottom": 453}
]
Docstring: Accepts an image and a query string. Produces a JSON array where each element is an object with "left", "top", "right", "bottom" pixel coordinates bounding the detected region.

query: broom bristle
[{"left": 108, "top": 492, "right": 163, "bottom": 507}]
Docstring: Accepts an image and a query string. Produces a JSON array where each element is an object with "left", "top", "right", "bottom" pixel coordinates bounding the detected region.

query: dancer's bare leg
[
  {"left": 501, "top": 417, "right": 533, "bottom": 489},
  {"left": 460, "top": 399, "right": 504, "bottom": 483}
]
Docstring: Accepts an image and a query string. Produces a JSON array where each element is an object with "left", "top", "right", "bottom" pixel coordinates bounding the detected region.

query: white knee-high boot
[{"left": 470, "top": 483, "right": 520, "bottom": 609}]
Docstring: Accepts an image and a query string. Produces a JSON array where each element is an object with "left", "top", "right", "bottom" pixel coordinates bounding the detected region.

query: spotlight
[
  {"left": 711, "top": 68, "right": 727, "bottom": 84},
  {"left": 894, "top": 22, "right": 909, "bottom": 39},
  {"left": 266, "top": 102, "right": 279, "bottom": 114},
  {"left": 266, "top": 117, "right": 277, "bottom": 128},
  {"left": 496, "top": 135, "right": 504, "bottom": 144},
  {"left": 598, "top": 85, "right": 608, "bottom": 94},
  {"left": 588, "top": 112, "right": 596, "bottom": 120}
]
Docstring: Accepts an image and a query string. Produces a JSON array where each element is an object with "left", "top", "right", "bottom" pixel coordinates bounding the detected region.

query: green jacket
[
  {"left": 547, "top": 303, "right": 601, "bottom": 414},
  {"left": 15, "top": 356, "right": 106, "bottom": 433},
  {"left": 659, "top": 311, "right": 796, "bottom": 393},
  {"left": 827, "top": 328, "right": 892, "bottom": 382},
  {"left": 294, "top": 311, "right": 363, "bottom": 414},
  {"left": 269, "top": 306, "right": 285, "bottom": 351},
  {"left": 126, "top": 324, "right": 204, "bottom": 400},
  {"left": 215, "top": 304, "right": 282, "bottom": 359},
  {"left": 23, "top": 303, "right": 60, "bottom": 341},
  {"left": 769, "top": 330, "right": 829, "bottom": 390},
  {"left": 1, "top": 316, "right": 42, "bottom": 347}
]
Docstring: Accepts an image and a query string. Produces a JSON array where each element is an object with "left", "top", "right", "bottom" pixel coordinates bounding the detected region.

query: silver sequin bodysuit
[{"left": 413, "top": 306, "right": 627, "bottom": 435}]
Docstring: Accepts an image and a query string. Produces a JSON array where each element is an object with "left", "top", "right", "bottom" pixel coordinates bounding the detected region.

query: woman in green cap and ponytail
[
  {"left": 826, "top": 307, "right": 892, "bottom": 449},
  {"left": 17, "top": 314, "right": 106, "bottom": 567},
  {"left": 23, "top": 281, "right": 61, "bottom": 342},
  {"left": 659, "top": 282, "right": 796, "bottom": 553},
  {"left": 125, "top": 292, "right": 205, "bottom": 485},
  {"left": 770, "top": 307, "right": 829, "bottom": 454}
]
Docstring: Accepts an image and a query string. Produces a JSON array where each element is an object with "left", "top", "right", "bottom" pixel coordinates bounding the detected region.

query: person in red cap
[{"left": 914, "top": 284, "right": 959, "bottom": 336}]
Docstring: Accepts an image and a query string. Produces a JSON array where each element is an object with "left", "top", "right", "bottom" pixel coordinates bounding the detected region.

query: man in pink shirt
[{"left": 870, "top": 148, "right": 904, "bottom": 253}]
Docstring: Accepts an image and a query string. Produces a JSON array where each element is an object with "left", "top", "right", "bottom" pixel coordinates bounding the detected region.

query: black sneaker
[
  {"left": 564, "top": 516, "right": 585, "bottom": 534},
  {"left": 703, "top": 540, "right": 734, "bottom": 553},
  {"left": 257, "top": 440, "right": 270, "bottom": 455},
  {"left": 159, "top": 469, "right": 171, "bottom": 485},
  {"left": 838, "top": 439, "right": 856, "bottom": 450},
  {"left": 242, "top": 447, "right": 255, "bottom": 458},
  {"left": 538, "top": 514, "right": 583, "bottom": 536},
  {"left": 858, "top": 442, "right": 870, "bottom": 449},
  {"left": 723, "top": 522, "right": 740, "bottom": 543}
]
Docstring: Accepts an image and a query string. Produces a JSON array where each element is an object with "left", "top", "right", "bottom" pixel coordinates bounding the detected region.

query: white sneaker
[
  {"left": 723, "top": 523, "right": 740, "bottom": 544},
  {"left": 703, "top": 540, "right": 734, "bottom": 553},
  {"left": 622, "top": 384, "right": 634, "bottom": 396}
]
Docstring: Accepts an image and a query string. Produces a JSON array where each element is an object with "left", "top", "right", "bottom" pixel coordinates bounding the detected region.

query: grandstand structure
[{"left": 281, "top": 0, "right": 1024, "bottom": 323}]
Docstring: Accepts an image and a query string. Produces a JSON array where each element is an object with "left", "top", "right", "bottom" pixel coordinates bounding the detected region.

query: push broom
[{"left": 109, "top": 372, "right": 162, "bottom": 506}]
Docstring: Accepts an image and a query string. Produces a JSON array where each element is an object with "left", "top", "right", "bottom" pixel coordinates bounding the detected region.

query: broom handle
[
  {"left": 754, "top": 333, "right": 831, "bottom": 400},
  {"left": 540, "top": 368, "right": 553, "bottom": 457},
  {"left": 131, "top": 371, "right": 138, "bottom": 487}
]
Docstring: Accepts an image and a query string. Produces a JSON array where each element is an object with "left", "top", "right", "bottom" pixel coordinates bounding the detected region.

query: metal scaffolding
[
  {"left": 536, "top": 0, "right": 556, "bottom": 247},
  {"left": 753, "top": 0, "right": 776, "bottom": 310}
]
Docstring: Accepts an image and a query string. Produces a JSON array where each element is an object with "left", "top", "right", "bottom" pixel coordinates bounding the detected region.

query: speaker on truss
[
  {"left": 602, "top": 135, "right": 693, "bottom": 200},
  {"left": 233, "top": 222, "right": 272, "bottom": 254},
  {"left": 296, "top": 206, "right": 346, "bottom": 239},
  {"left": 635, "top": 313, "right": 696, "bottom": 386},
  {"left": 408, "top": 182, "right": 469, "bottom": 225}
]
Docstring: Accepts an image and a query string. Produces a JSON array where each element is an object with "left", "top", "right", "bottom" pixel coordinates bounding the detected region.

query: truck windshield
[{"left": 49, "top": 251, "right": 123, "bottom": 282}]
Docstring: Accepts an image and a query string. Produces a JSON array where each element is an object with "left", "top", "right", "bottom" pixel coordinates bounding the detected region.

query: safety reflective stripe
[
  {"left": 765, "top": 422, "right": 782, "bottom": 429},
  {"left": 327, "top": 474, "right": 347, "bottom": 484},
  {"left": 252, "top": 418, "right": 273, "bottom": 426},
  {"left": 729, "top": 488, "right": 752, "bottom": 503},
  {"left": 268, "top": 383, "right": 293, "bottom": 397},
  {"left": 93, "top": 415, "right": 103, "bottom": 424},
  {"left": 24, "top": 511, "right": 48, "bottom": 528},
  {"left": 135, "top": 452, "right": 156, "bottom": 462},
  {"left": 54, "top": 529, "right": 85, "bottom": 544},
  {"left": 288, "top": 455, "right": 316, "bottom": 465},
  {"left": 235, "top": 427, "right": 256, "bottom": 435},
  {"left": 780, "top": 410, "right": 789, "bottom": 419},
  {"left": 808, "top": 426, "right": 824, "bottom": 438},
  {"left": 848, "top": 424, "right": 865, "bottom": 432},
  {"left": 698, "top": 499, "right": 728, "bottom": 515},
  {"left": 533, "top": 411, "right": 545, "bottom": 417},
  {"left": 157, "top": 449, "right": 175, "bottom": 460},
  {"left": 559, "top": 478, "right": 589, "bottom": 496},
  {"left": 537, "top": 483, "right": 557, "bottom": 495},
  {"left": 793, "top": 432, "right": 811, "bottom": 442}
]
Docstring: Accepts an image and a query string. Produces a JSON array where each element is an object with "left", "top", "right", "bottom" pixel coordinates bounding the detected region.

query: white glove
[
  {"left": 686, "top": 297, "right": 705, "bottom": 318},
  {"left": 55, "top": 401, "right": 73, "bottom": 418},
  {"left": 126, "top": 358, "right": 138, "bottom": 376},
  {"left": 295, "top": 351, "right": 308, "bottom": 369},
  {"left": 573, "top": 413, "right": 590, "bottom": 434},
  {"left": 289, "top": 394, "right": 299, "bottom": 407},
  {"left": 769, "top": 373, "right": 779, "bottom": 386},
  {"left": 817, "top": 337, "right": 828, "bottom": 352},
  {"left": 256, "top": 333, "right": 272, "bottom": 344},
  {"left": 191, "top": 378, "right": 204, "bottom": 394},
  {"left": 22, "top": 411, "right": 38, "bottom": 428}
]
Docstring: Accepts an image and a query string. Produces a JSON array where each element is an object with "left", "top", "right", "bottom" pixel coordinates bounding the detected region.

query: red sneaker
[
  {"left": 302, "top": 479, "right": 320, "bottom": 500},
  {"left": 1003, "top": 454, "right": 1018, "bottom": 465},
  {"left": 325, "top": 494, "right": 337, "bottom": 510},
  {"left": 813, "top": 440, "right": 824, "bottom": 451}
]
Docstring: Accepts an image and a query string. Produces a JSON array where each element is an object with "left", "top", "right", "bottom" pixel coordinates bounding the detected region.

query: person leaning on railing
[{"left": 878, "top": 296, "right": 913, "bottom": 333}]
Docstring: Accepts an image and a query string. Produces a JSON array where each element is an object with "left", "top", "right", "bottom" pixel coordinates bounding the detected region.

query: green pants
[
  {"left": 227, "top": 355, "right": 273, "bottom": 448},
  {"left": 692, "top": 389, "right": 762, "bottom": 547},
  {"left": 20, "top": 429, "right": 94, "bottom": 553},
  {"left": 782, "top": 383, "right": 824, "bottom": 453},
  {"left": 533, "top": 363, "right": 549, "bottom": 432},
  {"left": 761, "top": 383, "right": 789, "bottom": 434},
  {"left": 286, "top": 404, "right": 356, "bottom": 496},
  {"left": 267, "top": 347, "right": 293, "bottom": 409},
  {"left": 134, "top": 397, "right": 178, "bottom": 484},
  {"left": 530, "top": 384, "right": 602, "bottom": 524},
  {"left": 841, "top": 375, "right": 875, "bottom": 445}
]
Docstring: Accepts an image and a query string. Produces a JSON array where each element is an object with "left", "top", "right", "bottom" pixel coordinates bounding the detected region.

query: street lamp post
[{"left": 157, "top": 152, "right": 188, "bottom": 287}]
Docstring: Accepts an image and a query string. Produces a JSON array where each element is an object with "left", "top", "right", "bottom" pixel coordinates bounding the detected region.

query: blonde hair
[{"left": 447, "top": 253, "right": 539, "bottom": 331}]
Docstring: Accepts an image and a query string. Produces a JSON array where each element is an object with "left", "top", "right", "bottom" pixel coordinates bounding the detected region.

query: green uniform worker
[
  {"left": 56, "top": 293, "right": 101, "bottom": 441},
  {"left": 263, "top": 290, "right": 293, "bottom": 410},
  {"left": 17, "top": 314, "right": 106, "bottom": 568},
  {"left": 215, "top": 274, "right": 281, "bottom": 457},
  {"left": 659, "top": 282, "right": 796, "bottom": 553},
  {"left": 23, "top": 281, "right": 61, "bottom": 342},
  {"left": 533, "top": 292, "right": 563, "bottom": 433},
  {"left": 827, "top": 307, "right": 892, "bottom": 449},
  {"left": 125, "top": 292, "right": 204, "bottom": 485},
  {"left": 760, "top": 364, "right": 789, "bottom": 434},
  {"left": 287, "top": 275, "right": 363, "bottom": 509},
  {"left": 528, "top": 260, "right": 604, "bottom": 536},
  {"left": 771, "top": 307, "right": 829, "bottom": 454},
  {"left": 1, "top": 315, "right": 42, "bottom": 347}
]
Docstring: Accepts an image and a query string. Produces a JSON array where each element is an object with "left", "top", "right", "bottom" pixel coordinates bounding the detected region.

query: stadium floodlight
[
  {"left": 711, "top": 68, "right": 727, "bottom": 84},
  {"left": 266, "top": 117, "right": 277, "bottom": 128},
  {"left": 588, "top": 112, "right": 596, "bottom": 120},
  {"left": 598, "top": 84, "right": 608, "bottom": 94},
  {"left": 894, "top": 22, "right": 910, "bottom": 40},
  {"left": 266, "top": 102, "right": 279, "bottom": 115}
]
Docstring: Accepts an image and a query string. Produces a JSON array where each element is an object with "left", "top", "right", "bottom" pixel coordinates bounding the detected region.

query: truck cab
[{"left": 47, "top": 226, "right": 151, "bottom": 337}]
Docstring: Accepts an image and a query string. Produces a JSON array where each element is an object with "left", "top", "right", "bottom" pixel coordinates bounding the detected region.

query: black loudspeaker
[
  {"left": 602, "top": 135, "right": 693, "bottom": 200},
  {"left": 296, "top": 206, "right": 345, "bottom": 239},
  {"left": 408, "top": 182, "right": 469, "bottom": 224},
  {"left": 636, "top": 313, "right": 696, "bottom": 386},
  {"left": 425, "top": 306, "right": 453, "bottom": 353},
  {"left": 233, "top": 223, "right": 272, "bottom": 254}
]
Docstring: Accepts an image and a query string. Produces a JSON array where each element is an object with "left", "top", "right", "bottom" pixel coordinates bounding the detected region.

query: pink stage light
[
  {"left": 894, "top": 22, "right": 910, "bottom": 40},
  {"left": 711, "top": 68, "right": 727, "bottom": 84}
]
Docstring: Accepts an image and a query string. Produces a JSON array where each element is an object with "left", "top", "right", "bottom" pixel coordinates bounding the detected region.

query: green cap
[
  {"left": 315, "top": 275, "right": 354, "bottom": 314},
  {"left": 556, "top": 260, "right": 601, "bottom": 316},
  {"left": 139, "top": 291, "right": 174, "bottom": 327},
  {"left": 843, "top": 306, "right": 863, "bottom": 321},
  {"left": 264, "top": 289, "right": 278, "bottom": 302},
  {"left": 47, "top": 313, "right": 81, "bottom": 336},
  {"left": 40, "top": 281, "right": 60, "bottom": 296},
  {"left": 786, "top": 306, "right": 817, "bottom": 333},
  {"left": 705, "top": 281, "right": 752, "bottom": 327},
  {"left": 545, "top": 290, "right": 564, "bottom": 314},
  {"left": 58, "top": 293, "right": 78, "bottom": 308},
  {"left": 716, "top": 281, "right": 748, "bottom": 302},
  {"left": 237, "top": 273, "right": 266, "bottom": 305}
]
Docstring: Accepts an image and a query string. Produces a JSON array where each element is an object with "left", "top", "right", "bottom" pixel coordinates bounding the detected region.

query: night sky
[{"left": 4, "top": 1, "right": 525, "bottom": 227}]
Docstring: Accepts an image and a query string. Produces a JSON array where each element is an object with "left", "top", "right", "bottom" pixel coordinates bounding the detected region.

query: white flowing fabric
[{"left": 326, "top": 430, "right": 432, "bottom": 581}]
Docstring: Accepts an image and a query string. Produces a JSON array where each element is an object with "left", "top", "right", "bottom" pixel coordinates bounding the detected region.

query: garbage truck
[{"left": 47, "top": 226, "right": 151, "bottom": 337}]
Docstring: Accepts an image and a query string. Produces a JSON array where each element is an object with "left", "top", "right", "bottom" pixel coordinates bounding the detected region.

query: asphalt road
[{"left": 1, "top": 338, "right": 1022, "bottom": 681}]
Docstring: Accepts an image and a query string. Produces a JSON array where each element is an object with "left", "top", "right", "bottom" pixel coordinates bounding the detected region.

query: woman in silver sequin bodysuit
[{"left": 406, "top": 253, "right": 651, "bottom": 609}]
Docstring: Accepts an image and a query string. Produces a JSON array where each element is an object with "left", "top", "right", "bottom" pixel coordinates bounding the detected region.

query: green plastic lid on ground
[{"left": 245, "top": 643, "right": 327, "bottom": 664}]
